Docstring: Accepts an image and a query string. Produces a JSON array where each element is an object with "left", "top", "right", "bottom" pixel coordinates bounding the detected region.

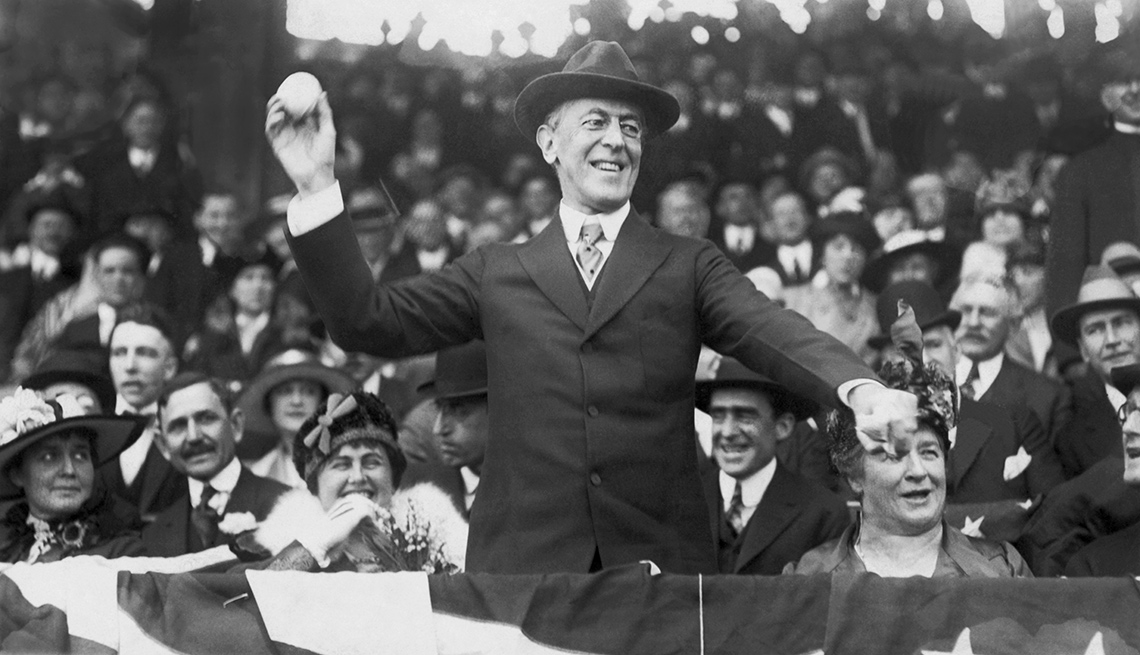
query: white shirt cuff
[
  {"left": 286, "top": 180, "right": 344, "bottom": 236},
  {"left": 838, "top": 378, "right": 883, "bottom": 408}
]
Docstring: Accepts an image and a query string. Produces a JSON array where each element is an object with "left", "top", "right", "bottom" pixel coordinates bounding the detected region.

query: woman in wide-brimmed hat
[
  {"left": 785, "top": 211, "right": 881, "bottom": 364},
  {"left": 236, "top": 347, "right": 356, "bottom": 488},
  {"left": 0, "top": 388, "right": 148, "bottom": 562}
]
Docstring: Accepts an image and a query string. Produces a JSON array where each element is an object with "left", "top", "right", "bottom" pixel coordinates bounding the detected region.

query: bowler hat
[
  {"left": 869, "top": 280, "right": 961, "bottom": 349},
  {"left": 861, "top": 229, "right": 962, "bottom": 294},
  {"left": 22, "top": 350, "right": 116, "bottom": 413},
  {"left": 419, "top": 341, "right": 488, "bottom": 400},
  {"left": 1051, "top": 265, "right": 1140, "bottom": 346},
  {"left": 1111, "top": 363, "right": 1140, "bottom": 395},
  {"left": 810, "top": 211, "right": 881, "bottom": 257},
  {"left": 695, "top": 356, "right": 818, "bottom": 421},
  {"left": 514, "top": 41, "right": 680, "bottom": 139},
  {"left": 236, "top": 347, "right": 356, "bottom": 460},
  {"left": 0, "top": 389, "right": 146, "bottom": 499}
]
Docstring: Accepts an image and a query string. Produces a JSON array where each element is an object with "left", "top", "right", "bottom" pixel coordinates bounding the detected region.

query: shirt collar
[
  {"left": 188, "top": 457, "right": 242, "bottom": 507},
  {"left": 1115, "top": 121, "right": 1140, "bottom": 135},
  {"left": 559, "top": 201, "right": 630, "bottom": 244},
  {"left": 956, "top": 352, "right": 1003, "bottom": 397},
  {"left": 1106, "top": 383, "right": 1129, "bottom": 414},
  {"left": 235, "top": 312, "right": 269, "bottom": 331},
  {"left": 116, "top": 396, "right": 158, "bottom": 416},
  {"left": 460, "top": 466, "right": 480, "bottom": 495},
  {"left": 198, "top": 236, "right": 218, "bottom": 267},
  {"left": 718, "top": 458, "right": 777, "bottom": 511}
]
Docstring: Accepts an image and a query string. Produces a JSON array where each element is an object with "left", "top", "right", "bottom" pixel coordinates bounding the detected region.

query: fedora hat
[
  {"left": 0, "top": 389, "right": 146, "bottom": 499},
  {"left": 22, "top": 349, "right": 116, "bottom": 413},
  {"left": 810, "top": 211, "right": 882, "bottom": 257},
  {"left": 860, "top": 229, "right": 962, "bottom": 294},
  {"left": 419, "top": 340, "right": 487, "bottom": 401},
  {"left": 695, "top": 356, "right": 818, "bottom": 421},
  {"left": 869, "top": 280, "right": 961, "bottom": 350},
  {"left": 236, "top": 348, "right": 356, "bottom": 460},
  {"left": 514, "top": 41, "right": 680, "bottom": 140},
  {"left": 1051, "top": 265, "right": 1140, "bottom": 346}
]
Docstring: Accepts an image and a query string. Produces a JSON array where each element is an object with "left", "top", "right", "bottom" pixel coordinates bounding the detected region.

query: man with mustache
[
  {"left": 1051, "top": 265, "right": 1140, "bottom": 478},
  {"left": 949, "top": 273, "right": 1070, "bottom": 444},
  {"left": 142, "top": 372, "right": 289, "bottom": 556}
]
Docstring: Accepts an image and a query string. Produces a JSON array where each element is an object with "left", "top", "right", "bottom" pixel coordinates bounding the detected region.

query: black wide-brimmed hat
[
  {"left": 236, "top": 348, "right": 356, "bottom": 459},
  {"left": 514, "top": 41, "right": 680, "bottom": 139},
  {"left": 0, "top": 389, "right": 147, "bottom": 499},
  {"left": 861, "top": 229, "right": 962, "bottom": 294},
  {"left": 418, "top": 340, "right": 487, "bottom": 401},
  {"left": 869, "top": 280, "right": 962, "bottom": 350},
  {"left": 810, "top": 211, "right": 882, "bottom": 257},
  {"left": 695, "top": 356, "right": 818, "bottom": 421},
  {"left": 1051, "top": 265, "right": 1140, "bottom": 346},
  {"left": 22, "top": 349, "right": 116, "bottom": 413}
]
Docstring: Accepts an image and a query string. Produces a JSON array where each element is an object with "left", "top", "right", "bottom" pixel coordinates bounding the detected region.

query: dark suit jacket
[
  {"left": 0, "top": 266, "right": 72, "bottom": 380},
  {"left": 707, "top": 226, "right": 777, "bottom": 274},
  {"left": 288, "top": 208, "right": 874, "bottom": 574},
  {"left": 1046, "top": 131, "right": 1140, "bottom": 317},
  {"left": 96, "top": 439, "right": 185, "bottom": 522},
  {"left": 1054, "top": 368, "right": 1121, "bottom": 479},
  {"left": 1064, "top": 520, "right": 1140, "bottom": 577},
  {"left": 978, "top": 356, "right": 1071, "bottom": 443},
  {"left": 141, "top": 466, "right": 289, "bottom": 557},
  {"left": 947, "top": 398, "right": 1066, "bottom": 504},
  {"left": 703, "top": 462, "right": 849, "bottom": 575},
  {"left": 146, "top": 240, "right": 244, "bottom": 348}
]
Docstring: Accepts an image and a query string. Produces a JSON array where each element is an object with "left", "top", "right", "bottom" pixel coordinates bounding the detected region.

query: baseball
[{"left": 276, "top": 72, "right": 323, "bottom": 119}]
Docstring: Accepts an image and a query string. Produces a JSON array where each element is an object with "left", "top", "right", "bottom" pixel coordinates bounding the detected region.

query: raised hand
[
  {"left": 265, "top": 92, "right": 337, "bottom": 197},
  {"left": 850, "top": 384, "right": 919, "bottom": 456}
]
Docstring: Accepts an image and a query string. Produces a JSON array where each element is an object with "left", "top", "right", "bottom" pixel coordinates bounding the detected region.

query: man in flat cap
[{"left": 265, "top": 41, "right": 916, "bottom": 574}]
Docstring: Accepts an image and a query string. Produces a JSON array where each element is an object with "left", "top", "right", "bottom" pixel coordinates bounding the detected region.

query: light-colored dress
[{"left": 785, "top": 281, "right": 878, "bottom": 365}]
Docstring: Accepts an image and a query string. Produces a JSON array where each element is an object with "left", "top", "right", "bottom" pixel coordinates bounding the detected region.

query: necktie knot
[
  {"left": 726, "top": 481, "right": 746, "bottom": 536},
  {"left": 961, "top": 362, "right": 981, "bottom": 401},
  {"left": 192, "top": 485, "right": 221, "bottom": 547},
  {"left": 576, "top": 220, "right": 605, "bottom": 285},
  {"left": 580, "top": 221, "right": 603, "bottom": 247}
]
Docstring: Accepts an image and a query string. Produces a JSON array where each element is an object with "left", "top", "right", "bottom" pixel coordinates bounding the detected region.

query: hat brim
[
  {"left": 0, "top": 415, "right": 147, "bottom": 499},
  {"left": 861, "top": 241, "right": 962, "bottom": 294},
  {"left": 236, "top": 363, "right": 357, "bottom": 460},
  {"left": 416, "top": 379, "right": 489, "bottom": 401},
  {"left": 21, "top": 370, "right": 116, "bottom": 415},
  {"left": 868, "top": 309, "right": 963, "bottom": 350},
  {"left": 694, "top": 380, "right": 819, "bottom": 421},
  {"left": 1051, "top": 298, "right": 1140, "bottom": 346},
  {"left": 514, "top": 71, "right": 680, "bottom": 141},
  {"left": 810, "top": 220, "right": 881, "bottom": 257}
]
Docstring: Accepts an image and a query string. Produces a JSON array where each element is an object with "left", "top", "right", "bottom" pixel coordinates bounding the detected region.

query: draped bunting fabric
[{"left": 0, "top": 556, "right": 1138, "bottom": 654}]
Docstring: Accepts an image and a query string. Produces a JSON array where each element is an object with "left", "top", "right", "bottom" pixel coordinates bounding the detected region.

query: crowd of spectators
[{"left": 0, "top": 15, "right": 1139, "bottom": 579}]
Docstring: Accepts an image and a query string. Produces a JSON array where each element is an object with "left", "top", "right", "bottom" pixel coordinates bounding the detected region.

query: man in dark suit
[
  {"left": 402, "top": 340, "right": 488, "bottom": 517},
  {"left": 950, "top": 273, "right": 1070, "bottom": 442},
  {"left": 142, "top": 373, "right": 289, "bottom": 556},
  {"left": 697, "top": 357, "right": 849, "bottom": 575},
  {"left": 266, "top": 41, "right": 917, "bottom": 575},
  {"left": 1050, "top": 265, "right": 1140, "bottom": 478},
  {"left": 1046, "top": 37, "right": 1140, "bottom": 318},
  {"left": 707, "top": 181, "right": 775, "bottom": 274}
]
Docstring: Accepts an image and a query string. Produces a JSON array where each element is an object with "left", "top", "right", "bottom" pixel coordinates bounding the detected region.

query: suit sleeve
[
  {"left": 1045, "top": 160, "right": 1088, "bottom": 318},
  {"left": 287, "top": 210, "right": 483, "bottom": 358},
  {"left": 693, "top": 242, "right": 876, "bottom": 408},
  {"left": 1015, "top": 407, "right": 1066, "bottom": 497}
]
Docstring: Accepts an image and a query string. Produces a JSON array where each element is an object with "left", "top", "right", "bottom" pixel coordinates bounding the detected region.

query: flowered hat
[{"left": 0, "top": 388, "right": 147, "bottom": 499}]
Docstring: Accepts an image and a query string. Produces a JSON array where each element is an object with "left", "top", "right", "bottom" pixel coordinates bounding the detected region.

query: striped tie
[{"left": 576, "top": 220, "right": 604, "bottom": 285}]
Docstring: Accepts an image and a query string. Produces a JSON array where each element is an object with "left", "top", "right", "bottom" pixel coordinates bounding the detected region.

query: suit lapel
[
  {"left": 135, "top": 441, "right": 173, "bottom": 517},
  {"left": 158, "top": 496, "right": 192, "bottom": 555},
  {"left": 734, "top": 465, "right": 799, "bottom": 573},
  {"left": 701, "top": 466, "right": 722, "bottom": 543},
  {"left": 517, "top": 217, "right": 589, "bottom": 332},
  {"left": 585, "top": 212, "right": 672, "bottom": 340},
  {"left": 948, "top": 399, "right": 991, "bottom": 491}
]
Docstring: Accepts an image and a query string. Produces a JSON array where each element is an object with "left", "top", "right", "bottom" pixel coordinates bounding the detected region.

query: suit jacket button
[
  {"left": 590, "top": 472, "right": 602, "bottom": 486},
  {"left": 588, "top": 406, "right": 599, "bottom": 417}
]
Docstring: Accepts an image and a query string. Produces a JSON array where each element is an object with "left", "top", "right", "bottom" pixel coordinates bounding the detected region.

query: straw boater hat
[
  {"left": 1051, "top": 265, "right": 1140, "bottom": 346},
  {"left": 418, "top": 341, "right": 487, "bottom": 401},
  {"left": 0, "top": 389, "right": 147, "bottom": 499},
  {"left": 513, "top": 41, "right": 680, "bottom": 139},
  {"left": 695, "top": 356, "right": 819, "bottom": 421},
  {"left": 860, "top": 229, "right": 962, "bottom": 294},
  {"left": 869, "top": 280, "right": 962, "bottom": 350},
  {"left": 236, "top": 348, "right": 356, "bottom": 459}
]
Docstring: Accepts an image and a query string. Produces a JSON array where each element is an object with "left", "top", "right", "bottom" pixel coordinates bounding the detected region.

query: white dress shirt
[
  {"left": 115, "top": 396, "right": 158, "bottom": 487},
  {"left": 199, "top": 236, "right": 219, "bottom": 267},
  {"left": 723, "top": 224, "right": 756, "bottom": 255},
  {"left": 128, "top": 147, "right": 157, "bottom": 175},
  {"left": 764, "top": 105, "right": 793, "bottom": 137},
  {"left": 97, "top": 303, "right": 118, "bottom": 346},
  {"left": 719, "top": 459, "right": 777, "bottom": 529},
  {"left": 188, "top": 457, "right": 242, "bottom": 516},
  {"left": 234, "top": 312, "right": 270, "bottom": 355},
  {"left": 776, "top": 241, "right": 813, "bottom": 281},
  {"left": 460, "top": 466, "right": 480, "bottom": 511},
  {"left": 955, "top": 352, "right": 1004, "bottom": 400},
  {"left": 1115, "top": 121, "right": 1140, "bottom": 135},
  {"left": 559, "top": 201, "right": 628, "bottom": 289},
  {"left": 416, "top": 246, "right": 449, "bottom": 272},
  {"left": 1107, "top": 384, "right": 1128, "bottom": 415},
  {"left": 1021, "top": 309, "right": 1053, "bottom": 372}
]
